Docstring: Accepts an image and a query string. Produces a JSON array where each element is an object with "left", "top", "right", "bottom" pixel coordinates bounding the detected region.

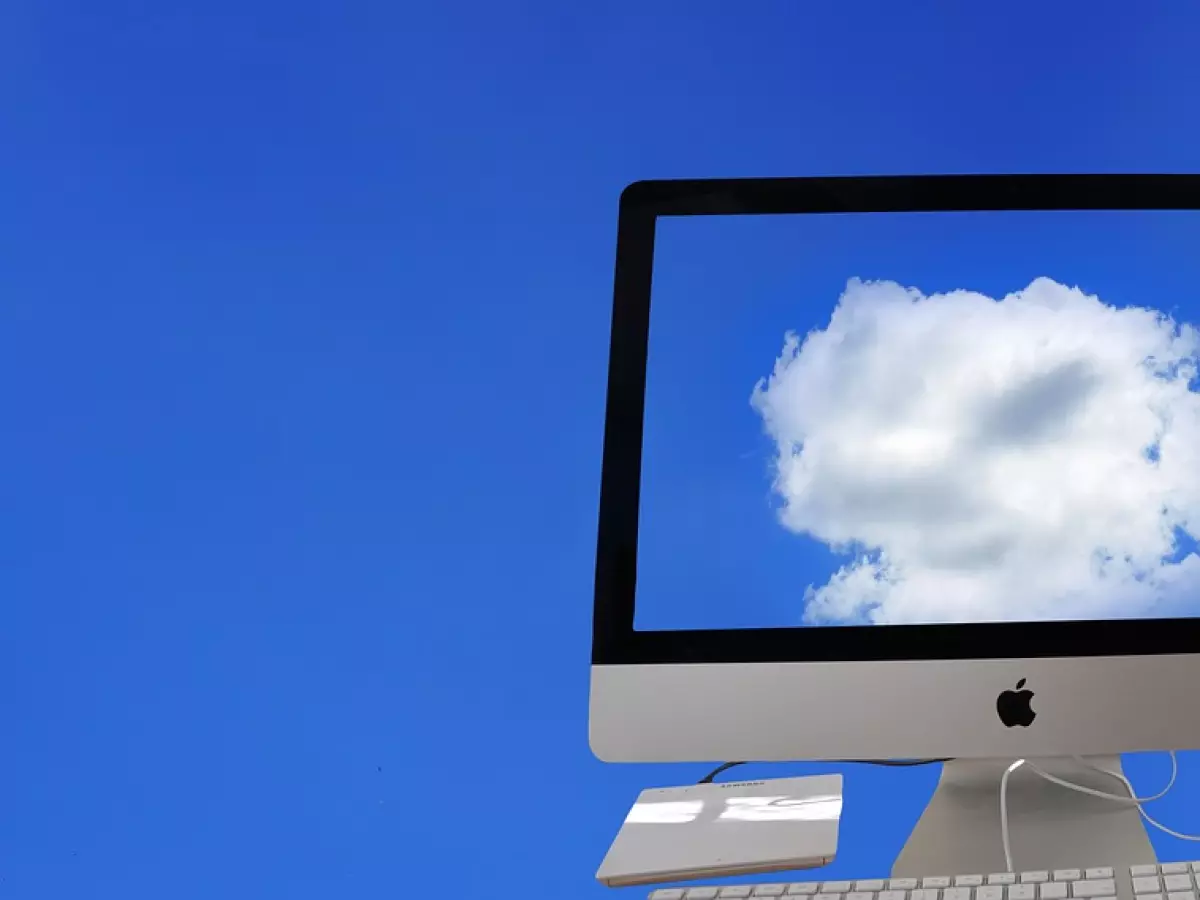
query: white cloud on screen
[{"left": 750, "top": 277, "right": 1200, "bottom": 625}]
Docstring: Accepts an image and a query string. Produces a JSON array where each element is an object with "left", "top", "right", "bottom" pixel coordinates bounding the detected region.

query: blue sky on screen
[
  {"left": 8, "top": 2, "right": 1200, "bottom": 898},
  {"left": 638, "top": 212, "right": 1200, "bottom": 629}
]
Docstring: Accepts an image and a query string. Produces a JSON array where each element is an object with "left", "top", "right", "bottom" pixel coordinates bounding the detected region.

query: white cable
[
  {"left": 1005, "top": 752, "right": 1183, "bottom": 870},
  {"left": 1023, "top": 752, "right": 1177, "bottom": 805},
  {"left": 1072, "top": 753, "right": 1178, "bottom": 803},
  {"left": 1000, "top": 758, "right": 1026, "bottom": 872},
  {"left": 1077, "top": 756, "right": 1200, "bottom": 842}
]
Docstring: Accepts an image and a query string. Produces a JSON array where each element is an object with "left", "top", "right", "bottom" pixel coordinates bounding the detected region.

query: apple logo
[{"left": 996, "top": 678, "right": 1036, "bottom": 727}]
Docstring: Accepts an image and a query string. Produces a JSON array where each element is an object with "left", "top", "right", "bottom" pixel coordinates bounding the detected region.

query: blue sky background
[
  {"left": 6, "top": 1, "right": 1200, "bottom": 897},
  {"left": 638, "top": 210, "right": 1200, "bottom": 630}
]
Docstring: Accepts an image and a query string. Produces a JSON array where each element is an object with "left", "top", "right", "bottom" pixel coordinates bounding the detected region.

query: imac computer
[{"left": 589, "top": 175, "right": 1200, "bottom": 876}]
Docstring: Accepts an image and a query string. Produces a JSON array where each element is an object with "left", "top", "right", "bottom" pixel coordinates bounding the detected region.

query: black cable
[
  {"left": 698, "top": 758, "right": 952, "bottom": 784},
  {"left": 698, "top": 761, "right": 747, "bottom": 783}
]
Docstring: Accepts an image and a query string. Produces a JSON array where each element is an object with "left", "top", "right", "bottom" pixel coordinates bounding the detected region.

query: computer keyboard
[{"left": 649, "top": 863, "right": 1200, "bottom": 900}]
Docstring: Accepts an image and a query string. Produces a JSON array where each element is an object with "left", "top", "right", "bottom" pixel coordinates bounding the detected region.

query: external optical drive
[{"left": 596, "top": 773, "right": 842, "bottom": 888}]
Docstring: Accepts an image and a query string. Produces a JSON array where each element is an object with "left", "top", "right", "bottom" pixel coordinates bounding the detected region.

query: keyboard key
[
  {"left": 1055, "top": 872, "right": 1083, "bottom": 882},
  {"left": 1041, "top": 884, "right": 1069, "bottom": 900},
  {"left": 1073, "top": 880, "right": 1116, "bottom": 897},
  {"left": 845, "top": 893, "right": 874, "bottom": 900},
  {"left": 1133, "top": 868, "right": 1161, "bottom": 879},
  {"left": 890, "top": 880, "right": 919, "bottom": 891},
  {"left": 689, "top": 891, "right": 719, "bottom": 900},
  {"left": 824, "top": 883, "right": 853, "bottom": 893},
  {"left": 911, "top": 890, "right": 940, "bottom": 900},
  {"left": 1165, "top": 878, "right": 1195, "bottom": 892},
  {"left": 1085, "top": 870, "right": 1113, "bottom": 881},
  {"left": 786, "top": 888, "right": 819, "bottom": 896},
  {"left": 1168, "top": 893, "right": 1196, "bottom": 900},
  {"left": 1136, "top": 879, "right": 1165, "bottom": 894},
  {"left": 957, "top": 877, "right": 985, "bottom": 887},
  {"left": 1010, "top": 884, "right": 1037, "bottom": 900},
  {"left": 755, "top": 888, "right": 787, "bottom": 897},
  {"left": 944, "top": 888, "right": 972, "bottom": 900},
  {"left": 979, "top": 887, "right": 1006, "bottom": 900},
  {"left": 991, "top": 876, "right": 1018, "bottom": 886},
  {"left": 813, "top": 893, "right": 842, "bottom": 900},
  {"left": 857, "top": 882, "right": 887, "bottom": 892},
  {"left": 1164, "top": 866, "right": 1192, "bottom": 876},
  {"left": 924, "top": 879, "right": 952, "bottom": 889},
  {"left": 1023, "top": 874, "right": 1050, "bottom": 884},
  {"left": 722, "top": 890, "right": 753, "bottom": 899},
  {"left": 652, "top": 892, "right": 685, "bottom": 900},
  {"left": 879, "top": 891, "right": 908, "bottom": 900}
]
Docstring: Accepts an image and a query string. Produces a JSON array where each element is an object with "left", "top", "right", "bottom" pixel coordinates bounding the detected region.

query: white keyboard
[
  {"left": 649, "top": 863, "right": 1200, "bottom": 900},
  {"left": 1131, "top": 862, "right": 1200, "bottom": 900}
]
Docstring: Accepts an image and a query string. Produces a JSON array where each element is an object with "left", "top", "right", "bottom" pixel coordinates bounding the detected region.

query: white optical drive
[{"left": 596, "top": 773, "right": 842, "bottom": 888}]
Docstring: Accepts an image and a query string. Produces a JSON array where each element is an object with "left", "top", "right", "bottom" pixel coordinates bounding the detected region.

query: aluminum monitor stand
[{"left": 893, "top": 757, "right": 1156, "bottom": 876}]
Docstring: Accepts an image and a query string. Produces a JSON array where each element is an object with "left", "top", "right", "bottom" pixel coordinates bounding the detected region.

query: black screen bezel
[{"left": 593, "top": 174, "right": 1200, "bottom": 666}]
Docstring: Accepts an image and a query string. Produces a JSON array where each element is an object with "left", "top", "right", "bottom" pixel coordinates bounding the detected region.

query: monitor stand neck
[{"left": 892, "top": 757, "right": 1156, "bottom": 876}]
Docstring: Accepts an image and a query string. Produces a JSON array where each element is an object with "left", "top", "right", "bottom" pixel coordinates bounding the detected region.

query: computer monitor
[{"left": 590, "top": 175, "right": 1200, "bottom": 768}]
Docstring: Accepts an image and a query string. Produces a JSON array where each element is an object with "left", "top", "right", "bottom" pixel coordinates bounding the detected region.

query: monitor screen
[{"left": 635, "top": 210, "right": 1200, "bottom": 631}]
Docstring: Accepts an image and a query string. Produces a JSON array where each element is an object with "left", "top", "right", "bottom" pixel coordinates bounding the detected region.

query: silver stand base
[{"left": 893, "top": 757, "right": 1156, "bottom": 876}]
